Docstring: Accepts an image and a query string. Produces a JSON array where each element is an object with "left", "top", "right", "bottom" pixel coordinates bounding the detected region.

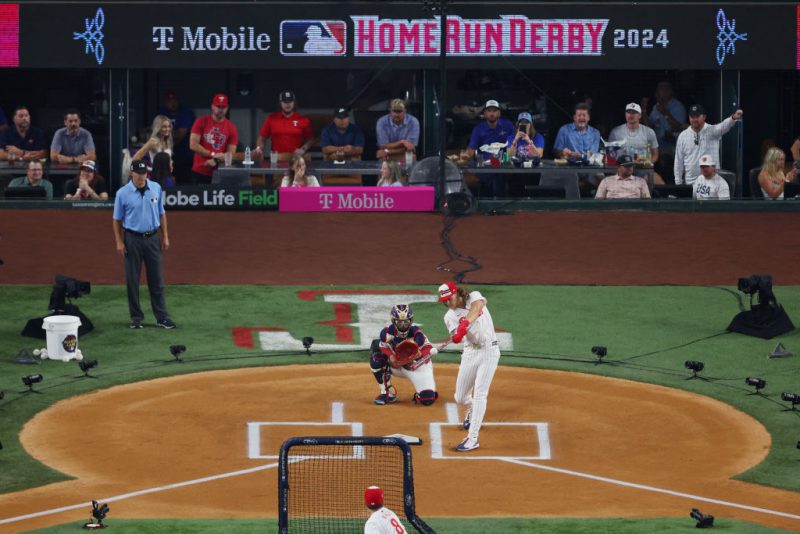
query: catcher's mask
[{"left": 390, "top": 304, "right": 413, "bottom": 336}]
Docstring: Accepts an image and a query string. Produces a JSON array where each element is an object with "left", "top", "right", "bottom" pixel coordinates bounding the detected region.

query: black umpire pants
[{"left": 124, "top": 230, "right": 169, "bottom": 322}]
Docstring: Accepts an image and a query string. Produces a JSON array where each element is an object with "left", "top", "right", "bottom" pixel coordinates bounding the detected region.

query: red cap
[
  {"left": 364, "top": 486, "right": 383, "bottom": 507},
  {"left": 212, "top": 94, "right": 229, "bottom": 108},
  {"left": 438, "top": 281, "right": 457, "bottom": 302}
]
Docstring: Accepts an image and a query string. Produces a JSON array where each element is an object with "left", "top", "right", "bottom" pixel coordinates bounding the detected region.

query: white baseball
[
  {"left": 32, "top": 348, "right": 41, "bottom": 356},
  {"left": 429, "top": 347, "right": 438, "bottom": 356},
  {"left": 75, "top": 350, "right": 84, "bottom": 361},
  {"left": 40, "top": 349, "right": 49, "bottom": 359}
]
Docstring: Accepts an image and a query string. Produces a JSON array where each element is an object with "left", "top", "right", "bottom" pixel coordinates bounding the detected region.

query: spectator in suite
[
  {"left": 64, "top": 160, "right": 108, "bottom": 201},
  {"left": 609, "top": 103, "right": 659, "bottom": 164},
  {"left": 465, "top": 99, "right": 515, "bottom": 197},
  {"left": 376, "top": 98, "right": 419, "bottom": 162},
  {"left": 50, "top": 109, "right": 96, "bottom": 164},
  {"left": 507, "top": 111, "right": 544, "bottom": 160},
  {"left": 692, "top": 154, "right": 730, "bottom": 200},
  {"left": 321, "top": 107, "right": 365, "bottom": 161},
  {"left": 594, "top": 155, "right": 650, "bottom": 199},
  {"left": 189, "top": 93, "right": 238, "bottom": 185},
  {"left": 150, "top": 152, "right": 176, "bottom": 188},
  {"left": 156, "top": 90, "right": 195, "bottom": 183},
  {"left": 553, "top": 103, "right": 601, "bottom": 159},
  {"left": 758, "top": 147, "right": 797, "bottom": 200},
  {"left": 280, "top": 153, "right": 320, "bottom": 187},
  {"left": 0, "top": 106, "right": 47, "bottom": 162},
  {"left": 376, "top": 160, "right": 405, "bottom": 187},
  {"left": 642, "top": 81, "right": 687, "bottom": 179},
  {"left": 133, "top": 115, "right": 173, "bottom": 163},
  {"left": 8, "top": 160, "right": 53, "bottom": 199},
  {"left": 255, "top": 90, "right": 313, "bottom": 161},
  {"left": 674, "top": 105, "right": 742, "bottom": 185}
]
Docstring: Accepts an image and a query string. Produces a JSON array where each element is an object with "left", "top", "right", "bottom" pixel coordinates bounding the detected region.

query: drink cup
[
  {"left": 270, "top": 151, "right": 278, "bottom": 166},
  {"left": 224, "top": 152, "right": 232, "bottom": 167}
]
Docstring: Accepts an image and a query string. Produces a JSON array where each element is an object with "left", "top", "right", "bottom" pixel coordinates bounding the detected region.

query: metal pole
[{"left": 437, "top": 2, "right": 447, "bottom": 201}]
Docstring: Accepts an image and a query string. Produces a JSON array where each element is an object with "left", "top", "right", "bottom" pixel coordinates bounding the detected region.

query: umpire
[{"left": 112, "top": 159, "right": 176, "bottom": 329}]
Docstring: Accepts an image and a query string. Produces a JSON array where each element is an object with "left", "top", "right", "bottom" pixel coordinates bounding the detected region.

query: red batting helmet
[
  {"left": 438, "top": 281, "right": 457, "bottom": 302},
  {"left": 364, "top": 486, "right": 384, "bottom": 507}
]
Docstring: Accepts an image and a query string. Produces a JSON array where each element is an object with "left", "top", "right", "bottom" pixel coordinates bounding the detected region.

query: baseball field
[{"left": 1, "top": 209, "right": 799, "bottom": 533}]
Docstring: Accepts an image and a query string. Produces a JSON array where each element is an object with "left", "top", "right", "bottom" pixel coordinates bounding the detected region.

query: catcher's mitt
[{"left": 392, "top": 339, "right": 421, "bottom": 367}]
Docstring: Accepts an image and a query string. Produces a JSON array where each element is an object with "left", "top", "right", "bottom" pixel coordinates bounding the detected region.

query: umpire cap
[{"left": 364, "top": 486, "right": 383, "bottom": 507}]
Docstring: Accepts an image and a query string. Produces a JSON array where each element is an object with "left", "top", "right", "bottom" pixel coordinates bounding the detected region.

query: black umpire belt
[{"left": 125, "top": 228, "right": 158, "bottom": 238}]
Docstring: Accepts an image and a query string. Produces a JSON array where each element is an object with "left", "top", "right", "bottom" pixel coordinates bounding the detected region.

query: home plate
[{"left": 384, "top": 433, "right": 422, "bottom": 445}]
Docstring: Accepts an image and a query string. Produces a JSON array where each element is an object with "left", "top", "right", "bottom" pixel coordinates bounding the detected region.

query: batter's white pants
[{"left": 454, "top": 345, "right": 500, "bottom": 441}]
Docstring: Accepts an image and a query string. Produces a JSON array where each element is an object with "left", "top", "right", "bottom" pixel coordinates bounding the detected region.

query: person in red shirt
[
  {"left": 188, "top": 93, "right": 239, "bottom": 184},
  {"left": 254, "top": 90, "right": 313, "bottom": 162}
]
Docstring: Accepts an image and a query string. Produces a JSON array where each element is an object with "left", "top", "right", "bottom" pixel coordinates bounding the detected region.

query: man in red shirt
[
  {"left": 189, "top": 93, "right": 239, "bottom": 184},
  {"left": 255, "top": 91, "right": 313, "bottom": 161}
]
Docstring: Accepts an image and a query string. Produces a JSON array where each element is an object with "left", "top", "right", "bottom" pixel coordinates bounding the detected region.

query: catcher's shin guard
[{"left": 413, "top": 389, "right": 438, "bottom": 406}]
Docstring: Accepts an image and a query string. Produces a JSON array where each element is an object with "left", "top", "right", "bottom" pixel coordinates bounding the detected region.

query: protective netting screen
[{"left": 281, "top": 440, "right": 414, "bottom": 533}]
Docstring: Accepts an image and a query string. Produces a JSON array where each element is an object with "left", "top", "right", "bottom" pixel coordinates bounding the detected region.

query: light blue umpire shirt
[{"left": 112, "top": 179, "right": 165, "bottom": 233}]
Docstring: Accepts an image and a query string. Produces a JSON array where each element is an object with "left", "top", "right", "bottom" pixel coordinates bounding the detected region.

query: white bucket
[{"left": 42, "top": 315, "right": 81, "bottom": 361}]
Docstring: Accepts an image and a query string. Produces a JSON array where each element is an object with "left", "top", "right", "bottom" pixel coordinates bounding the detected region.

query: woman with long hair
[
  {"left": 133, "top": 115, "right": 174, "bottom": 163},
  {"left": 507, "top": 111, "right": 544, "bottom": 159},
  {"left": 149, "top": 152, "right": 176, "bottom": 188},
  {"left": 758, "top": 147, "right": 797, "bottom": 200},
  {"left": 64, "top": 160, "right": 108, "bottom": 201},
  {"left": 376, "top": 160, "right": 405, "bottom": 187},
  {"left": 280, "top": 154, "right": 320, "bottom": 187}
]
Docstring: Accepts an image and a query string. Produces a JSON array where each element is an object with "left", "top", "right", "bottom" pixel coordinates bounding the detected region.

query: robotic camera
[
  {"left": 302, "top": 337, "right": 314, "bottom": 356},
  {"left": 21, "top": 374, "right": 43, "bottom": 392},
  {"left": 591, "top": 346, "right": 607, "bottom": 365},
  {"left": 83, "top": 500, "right": 110, "bottom": 529},
  {"left": 781, "top": 392, "right": 800, "bottom": 410},
  {"left": 78, "top": 360, "right": 98, "bottom": 378},
  {"left": 684, "top": 360, "right": 705, "bottom": 380},
  {"left": 169, "top": 344, "right": 186, "bottom": 363},
  {"left": 689, "top": 508, "right": 714, "bottom": 529},
  {"left": 737, "top": 274, "right": 777, "bottom": 307},
  {"left": 48, "top": 274, "right": 91, "bottom": 312},
  {"left": 744, "top": 377, "right": 766, "bottom": 394}
]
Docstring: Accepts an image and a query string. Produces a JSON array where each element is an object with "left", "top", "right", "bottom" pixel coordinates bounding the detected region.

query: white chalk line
[
  {"left": 0, "top": 461, "right": 281, "bottom": 525},
  {"left": 502, "top": 458, "right": 800, "bottom": 522}
]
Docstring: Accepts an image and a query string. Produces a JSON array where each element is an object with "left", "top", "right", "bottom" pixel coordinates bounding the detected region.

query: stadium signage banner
[
  {"left": 279, "top": 186, "right": 435, "bottom": 212},
  {"left": 7, "top": 3, "right": 798, "bottom": 69},
  {"left": 163, "top": 187, "right": 278, "bottom": 210}
]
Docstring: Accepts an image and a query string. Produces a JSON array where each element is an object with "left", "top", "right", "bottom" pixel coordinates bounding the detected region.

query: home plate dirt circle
[{"left": 10, "top": 363, "right": 800, "bottom": 531}]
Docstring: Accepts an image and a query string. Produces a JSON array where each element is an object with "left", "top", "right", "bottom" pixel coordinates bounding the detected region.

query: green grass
[
  {"left": 2, "top": 284, "right": 800, "bottom": 532},
  {"left": 28, "top": 517, "right": 791, "bottom": 533}
]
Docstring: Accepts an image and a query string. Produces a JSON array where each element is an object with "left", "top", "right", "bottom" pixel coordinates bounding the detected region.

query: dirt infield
[
  {"left": 1, "top": 364, "right": 797, "bottom": 531},
  {"left": 2, "top": 209, "right": 800, "bottom": 285}
]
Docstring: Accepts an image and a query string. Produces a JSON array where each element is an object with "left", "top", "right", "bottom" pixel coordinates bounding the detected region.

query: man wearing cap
[
  {"left": 594, "top": 155, "right": 651, "bottom": 199},
  {"left": 8, "top": 160, "right": 53, "bottom": 199},
  {"left": 112, "top": 159, "right": 176, "bottom": 329},
  {"left": 189, "top": 94, "right": 239, "bottom": 185},
  {"left": 674, "top": 105, "right": 742, "bottom": 185},
  {"left": 609, "top": 103, "right": 659, "bottom": 165},
  {"left": 320, "top": 108, "right": 365, "bottom": 161},
  {"left": 0, "top": 106, "right": 47, "bottom": 162},
  {"left": 692, "top": 154, "right": 730, "bottom": 200},
  {"left": 375, "top": 98, "right": 419, "bottom": 162},
  {"left": 363, "top": 486, "right": 405, "bottom": 534},
  {"left": 553, "top": 102, "right": 601, "bottom": 160},
  {"left": 156, "top": 90, "right": 195, "bottom": 184},
  {"left": 255, "top": 90, "right": 313, "bottom": 161},
  {"left": 465, "top": 100, "right": 515, "bottom": 196},
  {"left": 50, "top": 109, "right": 96, "bottom": 164}
]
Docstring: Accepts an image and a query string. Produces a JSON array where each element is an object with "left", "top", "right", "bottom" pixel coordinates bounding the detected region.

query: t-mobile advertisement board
[
  {"left": 279, "top": 186, "right": 435, "bottom": 212},
  {"left": 4, "top": 3, "right": 798, "bottom": 70}
]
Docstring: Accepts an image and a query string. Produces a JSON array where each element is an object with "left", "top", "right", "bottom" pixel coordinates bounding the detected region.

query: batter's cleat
[
  {"left": 463, "top": 409, "right": 472, "bottom": 430},
  {"left": 455, "top": 436, "right": 479, "bottom": 452},
  {"left": 374, "top": 393, "right": 398, "bottom": 405}
]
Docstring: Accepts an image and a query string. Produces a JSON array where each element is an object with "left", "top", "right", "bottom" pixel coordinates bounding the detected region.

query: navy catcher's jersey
[{"left": 380, "top": 324, "right": 429, "bottom": 351}]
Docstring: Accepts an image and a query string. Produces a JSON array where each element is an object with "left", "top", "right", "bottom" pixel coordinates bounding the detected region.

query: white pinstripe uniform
[{"left": 443, "top": 290, "right": 500, "bottom": 443}]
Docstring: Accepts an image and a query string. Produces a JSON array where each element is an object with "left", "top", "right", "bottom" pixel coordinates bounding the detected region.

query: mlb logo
[{"left": 280, "top": 20, "right": 346, "bottom": 56}]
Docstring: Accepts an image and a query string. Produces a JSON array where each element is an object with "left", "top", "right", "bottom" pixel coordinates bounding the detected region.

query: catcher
[{"left": 370, "top": 304, "right": 439, "bottom": 406}]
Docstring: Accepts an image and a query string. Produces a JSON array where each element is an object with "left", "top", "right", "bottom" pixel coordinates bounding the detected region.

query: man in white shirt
[
  {"left": 674, "top": 104, "right": 742, "bottom": 185},
  {"left": 364, "top": 486, "right": 406, "bottom": 534},
  {"left": 692, "top": 154, "right": 730, "bottom": 200}
]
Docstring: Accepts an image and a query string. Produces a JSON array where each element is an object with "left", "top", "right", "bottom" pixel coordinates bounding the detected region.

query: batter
[{"left": 438, "top": 281, "right": 500, "bottom": 452}]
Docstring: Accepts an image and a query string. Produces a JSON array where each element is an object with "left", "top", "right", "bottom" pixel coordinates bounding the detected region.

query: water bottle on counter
[
  {"left": 244, "top": 146, "right": 252, "bottom": 166},
  {"left": 405, "top": 150, "right": 414, "bottom": 168}
]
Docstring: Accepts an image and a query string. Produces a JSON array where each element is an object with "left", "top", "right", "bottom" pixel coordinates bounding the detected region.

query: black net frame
[{"left": 278, "top": 436, "right": 434, "bottom": 533}]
